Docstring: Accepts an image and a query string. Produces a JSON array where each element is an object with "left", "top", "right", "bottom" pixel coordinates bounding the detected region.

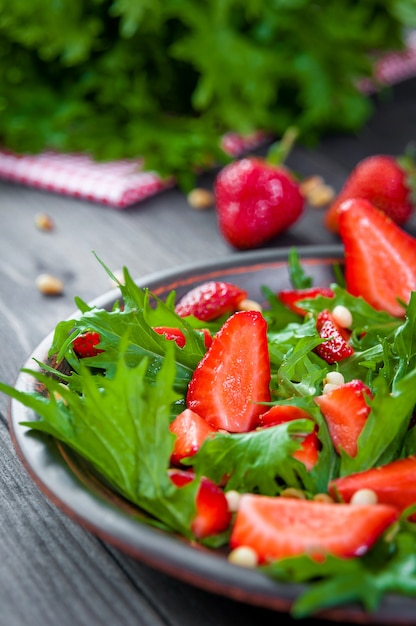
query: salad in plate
[{"left": 1, "top": 197, "right": 416, "bottom": 618}]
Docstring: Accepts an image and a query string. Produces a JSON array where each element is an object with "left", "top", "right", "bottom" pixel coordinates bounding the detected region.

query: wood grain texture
[{"left": 0, "top": 77, "right": 415, "bottom": 626}]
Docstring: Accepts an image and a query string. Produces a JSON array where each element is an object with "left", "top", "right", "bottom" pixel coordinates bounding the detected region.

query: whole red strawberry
[
  {"left": 214, "top": 128, "right": 305, "bottom": 249},
  {"left": 324, "top": 154, "right": 415, "bottom": 233},
  {"left": 214, "top": 157, "right": 304, "bottom": 249}
]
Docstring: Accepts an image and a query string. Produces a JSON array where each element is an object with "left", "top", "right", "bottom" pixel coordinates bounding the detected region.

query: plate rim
[{"left": 8, "top": 244, "right": 416, "bottom": 624}]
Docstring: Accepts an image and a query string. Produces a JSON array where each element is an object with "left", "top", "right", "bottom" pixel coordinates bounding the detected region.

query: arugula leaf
[
  {"left": 261, "top": 286, "right": 302, "bottom": 331},
  {"left": 388, "top": 292, "right": 416, "bottom": 388},
  {"left": 340, "top": 368, "right": 416, "bottom": 475},
  {"left": 49, "top": 263, "right": 207, "bottom": 410},
  {"left": 300, "top": 285, "right": 400, "bottom": 341},
  {"left": 191, "top": 421, "right": 316, "bottom": 495},
  {"left": 1, "top": 342, "right": 199, "bottom": 536},
  {"left": 287, "top": 248, "right": 313, "bottom": 289}
]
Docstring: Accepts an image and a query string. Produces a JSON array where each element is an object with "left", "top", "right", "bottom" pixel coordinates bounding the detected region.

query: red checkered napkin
[
  {"left": 0, "top": 151, "right": 171, "bottom": 208},
  {"left": 0, "top": 131, "right": 267, "bottom": 209},
  {"left": 358, "top": 30, "right": 416, "bottom": 94},
  {"left": 0, "top": 33, "right": 415, "bottom": 208}
]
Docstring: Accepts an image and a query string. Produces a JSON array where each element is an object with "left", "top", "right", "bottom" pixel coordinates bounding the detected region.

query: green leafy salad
[
  {"left": 0, "top": 1, "right": 415, "bottom": 184},
  {"left": 1, "top": 252, "right": 416, "bottom": 618}
]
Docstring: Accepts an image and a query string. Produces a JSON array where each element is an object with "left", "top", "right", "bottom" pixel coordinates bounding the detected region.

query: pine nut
[
  {"left": 322, "top": 382, "right": 341, "bottom": 394},
  {"left": 36, "top": 273, "right": 64, "bottom": 296},
  {"left": 313, "top": 493, "right": 334, "bottom": 503},
  {"left": 332, "top": 305, "right": 353, "bottom": 329},
  {"left": 228, "top": 546, "right": 259, "bottom": 568},
  {"left": 109, "top": 268, "right": 125, "bottom": 287},
  {"left": 225, "top": 490, "right": 241, "bottom": 512},
  {"left": 307, "top": 184, "right": 336, "bottom": 208},
  {"left": 299, "top": 176, "right": 335, "bottom": 207},
  {"left": 237, "top": 298, "right": 263, "bottom": 312},
  {"left": 350, "top": 488, "right": 378, "bottom": 505},
  {"left": 324, "top": 371, "right": 345, "bottom": 387},
  {"left": 280, "top": 487, "right": 306, "bottom": 500},
  {"left": 299, "top": 176, "right": 324, "bottom": 195},
  {"left": 35, "top": 212, "right": 54, "bottom": 231},
  {"left": 187, "top": 188, "right": 214, "bottom": 210}
]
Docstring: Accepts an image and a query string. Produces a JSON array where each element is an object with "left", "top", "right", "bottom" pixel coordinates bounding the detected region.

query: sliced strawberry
[
  {"left": 169, "top": 469, "right": 231, "bottom": 538},
  {"left": 186, "top": 311, "right": 271, "bottom": 432},
  {"left": 174, "top": 281, "right": 248, "bottom": 321},
  {"left": 257, "top": 405, "right": 319, "bottom": 470},
  {"left": 315, "top": 309, "right": 354, "bottom": 363},
  {"left": 314, "top": 380, "right": 373, "bottom": 457},
  {"left": 230, "top": 494, "right": 398, "bottom": 563},
  {"left": 278, "top": 287, "right": 335, "bottom": 316},
  {"left": 329, "top": 456, "right": 416, "bottom": 520},
  {"left": 258, "top": 404, "right": 312, "bottom": 427},
  {"left": 169, "top": 408, "right": 217, "bottom": 466},
  {"left": 338, "top": 198, "right": 416, "bottom": 317},
  {"left": 197, "top": 328, "right": 214, "bottom": 349},
  {"left": 73, "top": 331, "right": 103, "bottom": 358},
  {"left": 153, "top": 326, "right": 186, "bottom": 348},
  {"left": 153, "top": 326, "right": 212, "bottom": 350},
  {"left": 296, "top": 432, "right": 321, "bottom": 471}
]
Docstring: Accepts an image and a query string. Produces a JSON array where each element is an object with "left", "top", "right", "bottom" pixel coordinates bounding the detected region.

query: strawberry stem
[{"left": 266, "top": 126, "right": 299, "bottom": 166}]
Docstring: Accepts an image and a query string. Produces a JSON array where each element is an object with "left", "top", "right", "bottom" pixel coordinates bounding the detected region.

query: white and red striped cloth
[
  {"left": 0, "top": 131, "right": 267, "bottom": 209},
  {"left": 1, "top": 33, "right": 415, "bottom": 209}
]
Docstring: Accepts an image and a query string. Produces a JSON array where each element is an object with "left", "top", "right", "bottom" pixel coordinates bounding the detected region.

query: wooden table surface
[{"left": 0, "top": 77, "right": 415, "bottom": 626}]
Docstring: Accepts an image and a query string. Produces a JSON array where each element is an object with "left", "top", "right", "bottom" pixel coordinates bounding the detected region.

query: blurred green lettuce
[{"left": 0, "top": 0, "right": 414, "bottom": 185}]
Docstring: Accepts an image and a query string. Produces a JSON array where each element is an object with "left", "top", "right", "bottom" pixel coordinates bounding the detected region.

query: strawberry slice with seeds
[
  {"left": 73, "top": 331, "right": 103, "bottom": 358},
  {"left": 153, "top": 326, "right": 212, "bottom": 349},
  {"left": 338, "top": 198, "right": 416, "bottom": 318},
  {"left": 197, "top": 328, "right": 213, "bottom": 349},
  {"left": 230, "top": 494, "right": 398, "bottom": 563},
  {"left": 257, "top": 405, "right": 320, "bottom": 470},
  {"left": 315, "top": 309, "right": 354, "bottom": 363},
  {"left": 278, "top": 287, "right": 335, "bottom": 316},
  {"left": 153, "top": 326, "right": 186, "bottom": 348},
  {"left": 329, "top": 456, "right": 416, "bottom": 519},
  {"left": 314, "top": 380, "right": 373, "bottom": 457},
  {"left": 169, "top": 469, "right": 231, "bottom": 538},
  {"left": 175, "top": 281, "right": 248, "bottom": 321},
  {"left": 187, "top": 310, "right": 271, "bottom": 432},
  {"left": 169, "top": 408, "right": 217, "bottom": 466}
]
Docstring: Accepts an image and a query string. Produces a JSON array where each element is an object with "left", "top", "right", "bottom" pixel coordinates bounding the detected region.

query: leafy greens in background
[{"left": 0, "top": 0, "right": 415, "bottom": 185}]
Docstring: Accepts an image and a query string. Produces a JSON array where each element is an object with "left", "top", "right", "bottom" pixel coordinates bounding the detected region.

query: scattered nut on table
[
  {"left": 35, "top": 212, "right": 54, "bottom": 231},
  {"left": 187, "top": 188, "right": 214, "bottom": 210},
  {"left": 299, "top": 175, "right": 335, "bottom": 208},
  {"left": 35, "top": 273, "right": 64, "bottom": 295}
]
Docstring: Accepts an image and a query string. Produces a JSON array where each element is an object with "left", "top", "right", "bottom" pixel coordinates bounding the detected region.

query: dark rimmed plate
[{"left": 8, "top": 245, "right": 416, "bottom": 625}]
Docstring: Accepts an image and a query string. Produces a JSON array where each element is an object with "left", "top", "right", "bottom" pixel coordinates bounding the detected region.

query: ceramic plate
[{"left": 8, "top": 245, "right": 416, "bottom": 624}]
